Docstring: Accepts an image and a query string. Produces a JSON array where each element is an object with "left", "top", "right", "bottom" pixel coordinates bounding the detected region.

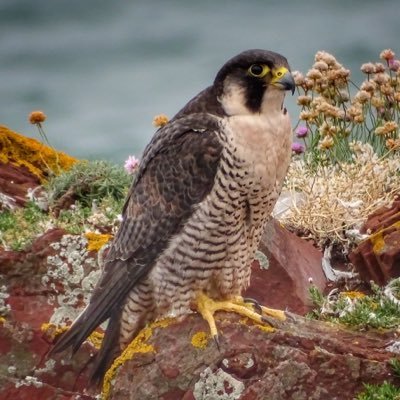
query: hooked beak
[{"left": 271, "top": 69, "right": 296, "bottom": 95}]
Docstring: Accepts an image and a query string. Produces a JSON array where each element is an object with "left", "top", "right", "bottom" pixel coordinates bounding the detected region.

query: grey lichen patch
[
  {"left": 275, "top": 360, "right": 310, "bottom": 389},
  {"left": 43, "top": 234, "right": 100, "bottom": 326},
  {"left": 0, "top": 284, "right": 10, "bottom": 316},
  {"left": 15, "top": 375, "right": 44, "bottom": 388},
  {"left": 386, "top": 341, "right": 400, "bottom": 354},
  {"left": 193, "top": 367, "right": 245, "bottom": 400},
  {"left": 255, "top": 250, "right": 269, "bottom": 270}
]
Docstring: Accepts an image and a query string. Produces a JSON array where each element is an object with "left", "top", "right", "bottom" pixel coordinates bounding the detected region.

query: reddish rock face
[
  {"left": 350, "top": 197, "right": 400, "bottom": 285},
  {"left": 245, "top": 219, "right": 326, "bottom": 315},
  {"left": 109, "top": 314, "right": 398, "bottom": 400},
  {"left": 0, "top": 162, "right": 41, "bottom": 208}
]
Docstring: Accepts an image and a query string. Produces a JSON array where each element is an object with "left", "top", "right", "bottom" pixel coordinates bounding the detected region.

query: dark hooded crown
[{"left": 213, "top": 49, "right": 291, "bottom": 113}]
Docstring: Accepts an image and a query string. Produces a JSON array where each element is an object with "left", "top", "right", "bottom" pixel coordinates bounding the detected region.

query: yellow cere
[
  {"left": 102, "top": 318, "right": 175, "bottom": 400},
  {"left": 271, "top": 67, "right": 289, "bottom": 83},
  {"left": 0, "top": 125, "right": 77, "bottom": 181},
  {"left": 191, "top": 331, "right": 209, "bottom": 349}
]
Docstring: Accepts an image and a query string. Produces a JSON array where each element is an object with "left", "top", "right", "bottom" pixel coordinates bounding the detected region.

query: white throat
[{"left": 218, "top": 79, "right": 286, "bottom": 116}]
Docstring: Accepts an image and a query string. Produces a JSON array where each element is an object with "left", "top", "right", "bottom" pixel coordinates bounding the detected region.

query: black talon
[{"left": 243, "top": 297, "right": 262, "bottom": 315}]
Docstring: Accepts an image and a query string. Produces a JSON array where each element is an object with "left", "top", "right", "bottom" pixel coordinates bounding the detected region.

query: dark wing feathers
[{"left": 51, "top": 113, "right": 223, "bottom": 359}]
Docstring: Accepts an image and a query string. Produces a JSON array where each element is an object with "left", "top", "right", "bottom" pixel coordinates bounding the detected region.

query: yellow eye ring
[{"left": 248, "top": 64, "right": 270, "bottom": 78}]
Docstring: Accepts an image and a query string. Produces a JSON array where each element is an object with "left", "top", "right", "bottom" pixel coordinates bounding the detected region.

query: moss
[
  {"left": 308, "top": 284, "right": 400, "bottom": 330},
  {"left": 0, "top": 201, "right": 48, "bottom": 250},
  {"left": 191, "top": 331, "right": 209, "bottom": 349},
  {"left": 102, "top": 318, "right": 174, "bottom": 400},
  {"left": 0, "top": 125, "right": 77, "bottom": 181},
  {"left": 84, "top": 232, "right": 113, "bottom": 252},
  {"left": 46, "top": 160, "right": 131, "bottom": 209},
  {"left": 355, "top": 381, "right": 400, "bottom": 399}
]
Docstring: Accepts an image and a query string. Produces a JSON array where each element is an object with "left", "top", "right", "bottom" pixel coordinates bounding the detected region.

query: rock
[
  {"left": 0, "top": 229, "right": 100, "bottom": 399},
  {"left": 0, "top": 162, "right": 41, "bottom": 208},
  {"left": 349, "top": 197, "right": 400, "bottom": 285},
  {"left": 108, "top": 313, "right": 398, "bottom": 400},
  {"left": 245, "top": 219, "right": 325, "bottom": 315}
]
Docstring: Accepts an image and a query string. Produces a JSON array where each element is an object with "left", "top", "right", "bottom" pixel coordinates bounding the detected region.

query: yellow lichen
[
  {"left": 102, "top": 318, "right": 175, "bottom": 400},
  {"left": 191, "top": 331, "right": 209, "bottom": 349},
  {"left": 238, "top": 317, "right": 275, "bottom": 333},
  {"left": 0, "top": 317, "right": 6, "bottom": 324},
  {"left": 84, "top": 232, "right": 113, "bottom": 252},
  {"left": 0, "top": 125, "right": 77, "bottom": 182},
  {"left": 340, "top": 291, "right": 366, "bottom": 299},
  {"left": 40, "top": 322, "right": 69, "bottom": 341},
  {"left": 41, "top": 322, "right": 104, "bottom": 349},
  {"left": 369, "top": 220, "right": 400, "bottom": 255},
  {"left": 87, "top": 330, "right": 104, "bottom": 350}
]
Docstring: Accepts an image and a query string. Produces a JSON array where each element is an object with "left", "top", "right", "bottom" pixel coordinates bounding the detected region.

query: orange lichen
[
  {"left": 191, "top": 331, "right": 209, "bottom": 349},
  {"left": 84, "top": 232, "right": 113, "bottom": 252},
  {"left": 102, "top": 318, "right": 174, "bottom": 400},
  {"left": 0, "top": 125, "right": 77, "bottom": 182}
]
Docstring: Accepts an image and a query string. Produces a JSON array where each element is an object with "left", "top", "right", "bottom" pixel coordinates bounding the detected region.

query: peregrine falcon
[{"left": 51, "top": 49, "right": 295, "bottom": 383}]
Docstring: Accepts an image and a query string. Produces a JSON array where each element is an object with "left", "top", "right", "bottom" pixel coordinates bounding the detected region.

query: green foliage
[
  {"left": 46, "top": 160, "right": 132, "bottom": 208},
  {"left": 0, "top": 202, "right": 47, "bottom": 250},
  {"left": 0, "top": 161, "right": 130, "bottom": 250},
  {"left": 389, "top": 358, "right": 400, "bottom": 378},
  {"left": 0, "top": 209, "right": 16, "bottom": 232},
  {"left": 307, "top": 284, "right": 400, "bottom": 330},
  {"left": 355, "top": 381, "right": 400, "bottom": 400}
]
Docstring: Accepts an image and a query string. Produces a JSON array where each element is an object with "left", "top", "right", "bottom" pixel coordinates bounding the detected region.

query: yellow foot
[{"left": 195, "top": 292, "right": 286, "bottom": 345}]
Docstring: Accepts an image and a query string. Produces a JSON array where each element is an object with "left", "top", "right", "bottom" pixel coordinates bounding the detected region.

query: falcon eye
[{"left": 248, "top": 64, "right": 269, "bottom": 78}]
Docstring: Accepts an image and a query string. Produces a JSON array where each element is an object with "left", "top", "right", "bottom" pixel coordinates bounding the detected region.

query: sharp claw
[{"left": 242, "top": 297, "right": 262, "bottom": 315}]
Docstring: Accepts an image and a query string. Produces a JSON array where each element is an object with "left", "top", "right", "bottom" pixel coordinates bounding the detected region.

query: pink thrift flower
[
  {"left": 124, "top": 155, "right": 140, "bottom": 174},
  {"left": 295, "top": 126, "right": 308, "bottom": 138},
  {"left": 389, "top": 59, "right": 400, "bottom": 72},
  {"left": 291, "top": 142, "right": 305, "bottom": 154}
]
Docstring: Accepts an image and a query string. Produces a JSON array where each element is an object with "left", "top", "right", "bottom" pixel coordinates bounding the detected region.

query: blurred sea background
[{"left": 1, "top": 0, "right": 399, "bottom": 163}]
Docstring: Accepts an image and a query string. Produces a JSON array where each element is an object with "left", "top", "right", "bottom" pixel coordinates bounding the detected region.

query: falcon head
[{"left": 214, "top": 49, "right": 295, "bottom": 115}]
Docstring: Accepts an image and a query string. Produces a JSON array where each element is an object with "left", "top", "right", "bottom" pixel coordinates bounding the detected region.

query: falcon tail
[{"left": 49, "top": 306, "right": 122, "bottom": 386}]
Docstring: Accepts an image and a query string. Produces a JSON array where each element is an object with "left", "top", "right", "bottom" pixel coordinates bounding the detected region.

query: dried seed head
[
  {"left": 380, "top": 49, "right": 395, "bottom": 61},
  {"left": 153, "top": 114, "right": 169, "bottom": 127},
  {"left": 29, "top": 110, "right": 47, "bottom": 125},
  {"left": 297, "top": 95, "right": 313, "bottom": 106},
  {"left": 360, "top": 63, "right": 375, "bottom": 74}
]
